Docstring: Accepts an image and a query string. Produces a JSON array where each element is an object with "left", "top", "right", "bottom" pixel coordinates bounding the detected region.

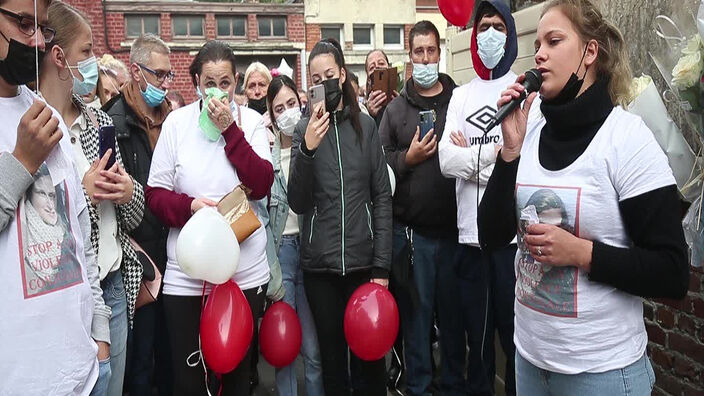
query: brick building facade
[{"left": 65, "top": 0, "right": 305, "bottom": 104}]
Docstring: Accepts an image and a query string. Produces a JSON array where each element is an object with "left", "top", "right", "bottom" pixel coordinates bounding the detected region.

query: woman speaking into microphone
[{"left": 478, "top": 0, "right": 689, "bottom": 394}]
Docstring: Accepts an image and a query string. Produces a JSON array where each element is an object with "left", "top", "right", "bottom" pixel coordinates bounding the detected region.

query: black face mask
[
  {"left": 323, "top": 78, "right": 343, "bottom": 113},
  {"left": 0, "top": 34, "right": 44, "bottom": 86},
  {"left": 248, "top": 97, "right": 267, "bottom": 114},
  {"left": 547, "top": 45, "right": 589, "bottom": 106}
]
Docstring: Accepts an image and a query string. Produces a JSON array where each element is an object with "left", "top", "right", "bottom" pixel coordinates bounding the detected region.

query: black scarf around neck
[{"left": 538, "top": 78, "right": 614, "bottom": 171}]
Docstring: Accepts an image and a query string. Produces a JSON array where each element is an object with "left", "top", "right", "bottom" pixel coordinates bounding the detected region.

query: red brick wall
[
  {"left": 169, "top": 52, "right": 197, "bottom": 102},
  {"left": 288, "top": 14, "right": 305, "bottom": 42},
  {"left": 645, "top": 267, "right": 704, "bottom": 396},
  {"left": 306, "top": 23, "right": 320, "bottom": 52},
  {"left": 205, "top": 13, "right": 216, "bottom": 40},
  {"left": 247, "top": 14, "right": 258, "bottom": 42},
  {"left": 160, "top": 13, "right": 172, "bottom": 42}
]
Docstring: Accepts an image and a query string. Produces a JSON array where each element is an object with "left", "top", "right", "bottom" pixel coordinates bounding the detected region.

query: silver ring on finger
[{"left": 537, "top": 247, "right": 543, "bottom": 256}]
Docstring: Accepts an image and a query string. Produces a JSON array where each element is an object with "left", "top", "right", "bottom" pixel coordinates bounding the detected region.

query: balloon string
[
  {"left": 33, "top": 0, "right": 39, "bottom": 94},
  {"left": 185, "top": 337, "right": 213, "bottom": 396},
  {"left": 185, "top": 281, "right": 214, "bottom": 396}
]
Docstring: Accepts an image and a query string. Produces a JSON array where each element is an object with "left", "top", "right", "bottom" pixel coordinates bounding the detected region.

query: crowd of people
[{"left": 0, "top": 0, "right": 691, "bottom": 395}]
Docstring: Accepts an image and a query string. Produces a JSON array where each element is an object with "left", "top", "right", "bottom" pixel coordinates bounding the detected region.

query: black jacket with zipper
[
  {"left": 103, "top": 94, "right": 169, "bottom": 272},
  {"left": 379, "top": 74, "right": 458, "bottom": 238},
  {"left": 288, "top": 106, "right": 392, "bottom": 277}
]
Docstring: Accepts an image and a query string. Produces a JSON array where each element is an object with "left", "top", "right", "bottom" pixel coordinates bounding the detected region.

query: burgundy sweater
[{"left": 146, "top": 122, "right": 274, "bottom": 228}]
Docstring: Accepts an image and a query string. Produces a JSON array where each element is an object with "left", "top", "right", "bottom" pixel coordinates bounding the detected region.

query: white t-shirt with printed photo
[
  {"left": 0, "top": 86, "right": 98, "bottom": 394},
  {"left": 513, "top": 106, "right": 675, "bottom": 374},
  {"left": 149, "top": 101, "right": 271, "bottom": 296}
]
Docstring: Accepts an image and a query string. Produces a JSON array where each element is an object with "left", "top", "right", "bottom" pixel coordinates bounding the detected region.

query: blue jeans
[
  {"left": 92, "top": 270, "right": 128, "bottom": 396},
  {"left": 516, "top": 352, "right": 655, "bottom": 396},
  {"left": 457, "top": 244, "right": 517, "bottom": 396},
  {"left": 275, "top": 235, "right": 324, "bottom": 396},
  {"left": 91, "top": 358, "right": 111, "bottom": 396},
  {"left": 393, "top": 224, "right": 466, "bottom": 396}
]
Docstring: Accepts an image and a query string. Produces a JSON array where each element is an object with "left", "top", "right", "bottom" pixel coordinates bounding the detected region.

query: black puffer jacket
[
  {"left": 379, "top": 74, "right": 458, "bottom": 237},
  {"left": 288, "top": 106, "right": 392, "bottom": 276},
  {"left": 103, "top": 95, "right": 169, "bottom": 272}
]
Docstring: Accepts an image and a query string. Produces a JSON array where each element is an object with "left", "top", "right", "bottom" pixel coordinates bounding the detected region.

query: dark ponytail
[{"left": 308, "top": 41, "right": 363, "bottom": 138}]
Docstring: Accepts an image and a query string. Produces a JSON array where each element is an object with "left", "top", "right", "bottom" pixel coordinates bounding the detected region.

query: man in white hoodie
[
  {"left": 438, "top": 1, "right": 521, "bottom": 395},
  {"left": 0, "top": 0, "right": 110, "bottom": 394}
]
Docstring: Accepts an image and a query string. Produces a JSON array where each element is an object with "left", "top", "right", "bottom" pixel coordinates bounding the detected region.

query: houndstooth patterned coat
[{"left": 72, "top": 94, "right": 144, "bottom": 323}]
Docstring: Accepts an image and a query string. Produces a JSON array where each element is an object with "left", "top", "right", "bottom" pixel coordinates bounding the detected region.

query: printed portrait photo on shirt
[
  {"left": 19, "top": 164, "right": 82, "bottom": 298},
  {"left": 515, "top": 184, "right": 581, "bottom": 318}
]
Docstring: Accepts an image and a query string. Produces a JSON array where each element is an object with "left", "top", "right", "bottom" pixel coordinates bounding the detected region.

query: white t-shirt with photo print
[
  {"left": 0, "top": 86, "right": 98, "bottom": 394},
  {"left": 513, "top": 106, "right": 675, "bottom": 374}
]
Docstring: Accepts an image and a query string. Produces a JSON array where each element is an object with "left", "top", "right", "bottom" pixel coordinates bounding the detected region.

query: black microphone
[{"left": 482, "top": 68, "right": 542, "bottom": 133}]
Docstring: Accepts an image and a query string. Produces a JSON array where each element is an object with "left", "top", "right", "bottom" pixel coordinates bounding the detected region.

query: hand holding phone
[{"left": 405, "top": 125, "right": 437, "bottom": 166}]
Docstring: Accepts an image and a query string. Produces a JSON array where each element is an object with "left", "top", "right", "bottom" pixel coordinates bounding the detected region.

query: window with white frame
[
  {"left": 353, "top": 25, "right": 373, "bottom": 49},
  {"left": 320, "top": 25, "right": 343, "bottom": 44},
  {"left": 383, "top": 25, "right": 403, "bottom": 48}
]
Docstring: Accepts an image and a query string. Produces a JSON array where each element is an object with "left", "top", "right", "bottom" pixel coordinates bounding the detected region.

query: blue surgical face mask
[
  {"left": 412, "top": 63, "right": 439, "bottom": 89},
  {"left": 140, "top": 69, "right": 167, "bottom": 107},
  {"left": 63, "top": 50, "right": 98, "bottom": 96},
  {"left": 476, "top": 27, "right": 507, "bottom": 70}
]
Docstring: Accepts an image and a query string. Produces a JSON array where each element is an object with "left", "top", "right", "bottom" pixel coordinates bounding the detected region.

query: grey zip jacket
[{"left": 288, "top": 106, "right": 392, "bottom": 276}]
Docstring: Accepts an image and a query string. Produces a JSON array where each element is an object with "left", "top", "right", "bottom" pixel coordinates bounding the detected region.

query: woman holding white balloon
[{"left": 146, "top": 40, "right": 274, "bottom": 396}]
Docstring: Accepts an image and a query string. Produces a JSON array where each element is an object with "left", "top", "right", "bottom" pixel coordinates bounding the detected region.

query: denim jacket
[
  {"left": 252, "top": 195, "right": 285, "bottom": 301},
  {"left": 268, "top": 136, "right": 303, "bottom": 251}
]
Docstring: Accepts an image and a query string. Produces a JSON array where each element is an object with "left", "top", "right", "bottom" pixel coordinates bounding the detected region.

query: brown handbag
[
  {"left": 217, "top": 185, "right": 261, "bottom": 243},
  {"left": 130, "top": 237, "right": 162, "bottom": 309}
]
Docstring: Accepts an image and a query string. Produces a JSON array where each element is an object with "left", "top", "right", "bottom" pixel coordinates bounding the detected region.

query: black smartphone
[
  {"left": 98, "top": 125, "right": 117, "bottom": 170},
  {"left": 418, "top": 110, "right": 434, "bottom": 139}
]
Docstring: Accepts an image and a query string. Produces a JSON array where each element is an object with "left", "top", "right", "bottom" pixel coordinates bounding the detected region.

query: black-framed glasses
[
  {"left": 0, "top": 8, "right": 55, "bottom": 43},
  {"left": 138, "top": 63, "right": 175, "bottom": 84}
]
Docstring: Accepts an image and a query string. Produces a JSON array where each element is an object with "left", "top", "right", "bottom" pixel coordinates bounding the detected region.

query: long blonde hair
[{"left": 542, "top": 0, "right": 632, "bottom": 107}]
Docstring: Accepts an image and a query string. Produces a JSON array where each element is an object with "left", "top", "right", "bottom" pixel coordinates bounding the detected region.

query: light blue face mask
[
  {"left": 140, "top": 69, "right": 167, "bottom": 107},
  {"left": 412, "top": 63, "right": 439, "bottom": 89},
  {"left": 476, "top": 27, "right": 507, "bottom": 70},
  {"left": 63, "top": 49, "right": 98, "bottom": 96}
]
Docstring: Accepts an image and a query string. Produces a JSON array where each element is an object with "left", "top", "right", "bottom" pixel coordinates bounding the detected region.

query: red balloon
[
  {"left": 200, "top": 280, "right": 253, "bottom": 373},
  {"left": 260, "top": 301, "right": 302, "bottom": 368},
  {"left": 438, "top": 0, "right": 475, "bottom": 27},
  {"left": 344, "top": 283, "right": 399, "bottom": 361}
]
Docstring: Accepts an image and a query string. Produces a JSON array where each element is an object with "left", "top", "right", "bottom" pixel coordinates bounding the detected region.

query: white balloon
[
  {"left": 176, "top": 207, "right": 240, "bottom": 284},
  {"left": 387, "top": 164, "right": 396, "bottom": 196}
]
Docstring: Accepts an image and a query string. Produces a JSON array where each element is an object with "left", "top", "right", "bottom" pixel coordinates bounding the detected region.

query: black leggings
[
  {"left": 304, "top": 270, "right": 387, "bottom": 396},
  {"left": 163, "top": 284, "right": 268, "bottom": 396}
]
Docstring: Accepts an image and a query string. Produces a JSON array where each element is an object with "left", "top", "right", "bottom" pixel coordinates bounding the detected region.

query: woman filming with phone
[
  {"left": 478, "top": 0, "right": 689, "bottom": 394},
  {"left": 288, "top": 40, "right": 392, "bottom": 395},
  {"left": 38, "top": 1, "right": 145, "bottom": 395}
]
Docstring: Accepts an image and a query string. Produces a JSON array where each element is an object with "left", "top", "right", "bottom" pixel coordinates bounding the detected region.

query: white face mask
[
  {"left": 276, "top": 107, "right": 302, "bottom": 136},
  {"left": 476, "top": 27, "right": 507, "bottom": 70}
]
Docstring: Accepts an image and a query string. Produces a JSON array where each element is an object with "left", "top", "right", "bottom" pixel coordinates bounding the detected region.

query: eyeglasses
[
  {"left": 138, "top": 63, "right": 175, "bottom": 84},
  {"left": 0, "top": 8, "right": 55, "bottom": 43}
]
